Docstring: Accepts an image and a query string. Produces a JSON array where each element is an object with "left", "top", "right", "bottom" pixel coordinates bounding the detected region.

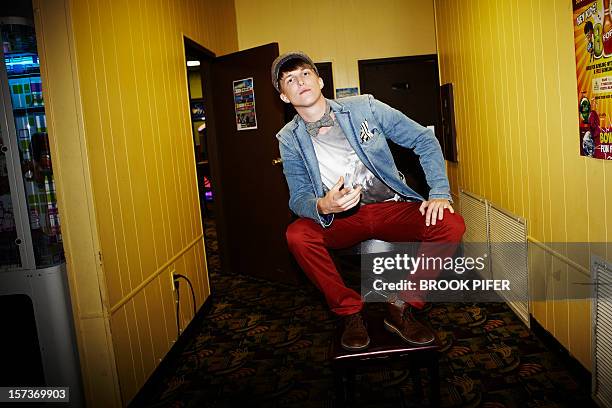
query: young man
[{"left": 271, "top": 51, "right": 465, "bottom": 351}]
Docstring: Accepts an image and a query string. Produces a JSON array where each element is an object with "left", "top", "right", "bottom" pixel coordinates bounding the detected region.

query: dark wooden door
[
  {"left": 358, "top": 55, "right": 442, "bottom": 198},
  {"left": 210, "top": 43, "right": 299, "bottom": 284}
]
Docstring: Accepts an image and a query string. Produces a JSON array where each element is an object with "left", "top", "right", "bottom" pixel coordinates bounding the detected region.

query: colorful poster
[
  {"left": 336, "top": 87, "right": 359, "bottom": 99},
  {"left": 232, "top": 77, "right": 257, "bottom": 131},
  {"left": 574, "top": 0, "right": 612, "bottom": 159}
]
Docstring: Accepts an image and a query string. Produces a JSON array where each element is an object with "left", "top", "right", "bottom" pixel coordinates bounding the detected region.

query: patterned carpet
[{"left": 130, "top": 219, "right": 595, "bottom": 408}]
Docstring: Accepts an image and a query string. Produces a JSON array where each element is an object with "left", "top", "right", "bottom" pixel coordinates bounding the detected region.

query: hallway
[{"left": 130, "top": 220, "right": 594, "bottom": 407}]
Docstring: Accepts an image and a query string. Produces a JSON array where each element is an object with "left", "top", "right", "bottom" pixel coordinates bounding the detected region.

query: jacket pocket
[{"left": 360, "top": 127, "right": 382, "bottom": 148}]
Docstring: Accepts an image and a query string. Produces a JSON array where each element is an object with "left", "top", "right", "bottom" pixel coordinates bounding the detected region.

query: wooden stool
[
  {"left": 330, "top": 239, "right": 440, "bottom": 406},
  {"left": 330, "top": 305, "right": 440, "bottom": 406}
]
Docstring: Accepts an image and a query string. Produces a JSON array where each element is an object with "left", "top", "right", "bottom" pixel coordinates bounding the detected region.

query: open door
[{"left": 210, "top": 43, "right": 299, "bottom": 284}]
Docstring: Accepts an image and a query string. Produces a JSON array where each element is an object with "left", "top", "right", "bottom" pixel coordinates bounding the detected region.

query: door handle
[
  {"left": 272, "top": 158, "right": 283, "bottom": 166},
  {"left": 391, "top": 82, "right": 410, "bottom": 91}
]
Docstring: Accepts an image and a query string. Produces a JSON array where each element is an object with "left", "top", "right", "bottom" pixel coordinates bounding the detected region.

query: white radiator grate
[
  {"left": 488, "top": 205, "right": 529, "bottom": 326},
  {"left": 459, "top": 190, "right": 529, "bottom": 326},
  {"left": 592, "top": 256, "right": 612, "bottom": 408},
  {"left": 459, "top": 190, "right": 490, "bottom": 280}
]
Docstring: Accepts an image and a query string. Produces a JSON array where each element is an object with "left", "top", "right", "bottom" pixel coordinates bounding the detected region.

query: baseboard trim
[
  {"left": 529, "top": 315, "right": 593, "bottom": 395},
  {"left": 128, "top": 295, "right": 214, "bottom": 407}
]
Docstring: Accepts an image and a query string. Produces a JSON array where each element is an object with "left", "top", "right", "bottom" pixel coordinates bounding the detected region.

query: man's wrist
[
  {"left": 428, "top": 194, "right": 452, "bottom": 202},
  {"left": 317, "top": 198, "right": 328, "bottom": 215}
]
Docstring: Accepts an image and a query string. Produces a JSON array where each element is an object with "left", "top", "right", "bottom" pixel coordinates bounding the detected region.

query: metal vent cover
[
  {"left": 459, "top": 190, "right": 490, "bottom": 280},
  {"left": 459, "top": 190, "right": 529, "bottom": 326},
  {"left": 488, "top": 205, "right": 529, "bottom": 326},
  {"left": 592, "top": 256, "right": 612, "bottom": 408}
]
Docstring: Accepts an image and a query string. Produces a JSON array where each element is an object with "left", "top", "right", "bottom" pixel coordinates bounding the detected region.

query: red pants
[{"left": 286, "top": 201, "right": 466, "bottom": 316}]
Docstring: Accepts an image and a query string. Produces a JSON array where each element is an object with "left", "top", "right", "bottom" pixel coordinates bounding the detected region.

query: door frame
[{"left": 183, "top": 36, "right": 232, "bottom": 277}]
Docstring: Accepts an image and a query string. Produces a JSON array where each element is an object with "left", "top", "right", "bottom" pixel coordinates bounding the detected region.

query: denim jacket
[{"left": 276, "top": 94, "right": 451, "bottom": 228}]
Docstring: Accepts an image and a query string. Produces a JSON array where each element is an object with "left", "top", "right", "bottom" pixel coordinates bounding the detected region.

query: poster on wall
[
  {"left": 336, "top": 87, "right": 359, "bottom": 98},
  {"left": 573, "top": 0, "right": 612, "bottom": 159},
  {"left": 233, "top": 77, "right": 257, "bottom": 131}
]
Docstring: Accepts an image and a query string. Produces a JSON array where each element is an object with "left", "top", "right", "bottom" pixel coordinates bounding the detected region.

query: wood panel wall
[
  {"left": 434, "top": 0, "right": 610, "bottom": 369},
  {"left": 34, "top": 0, "right": 238, "bottom": 405}
]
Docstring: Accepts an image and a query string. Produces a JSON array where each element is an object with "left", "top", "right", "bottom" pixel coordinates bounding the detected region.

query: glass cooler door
[
  {"left": 0, "top": 17, "right": 64, "bottom": 270},
  {"left": 0, "top": 124, "right": 22, "bottom": 270}
]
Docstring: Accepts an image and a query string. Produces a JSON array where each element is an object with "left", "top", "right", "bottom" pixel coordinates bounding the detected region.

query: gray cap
[{"left": 271, "top": 51, "right": 319, "bottom": 93}]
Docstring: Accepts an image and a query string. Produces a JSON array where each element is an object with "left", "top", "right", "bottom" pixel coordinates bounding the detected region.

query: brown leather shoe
[
  {"left": 384, "top": 298, "right": 435, "bottom": 346},
  {"left": 341, "top": 312, "right": 370, "bottom": 351}
]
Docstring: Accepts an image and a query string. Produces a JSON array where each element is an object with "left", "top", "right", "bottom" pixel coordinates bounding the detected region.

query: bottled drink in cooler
[
  {"left": 43, "top": 175, "right": 58, "bottom": 237},
  {"left": 30, "top": 76, "right": 42, "bottom": 106},
  {"left": 29, "top": 206, "right": 40, "bottom": 230}
]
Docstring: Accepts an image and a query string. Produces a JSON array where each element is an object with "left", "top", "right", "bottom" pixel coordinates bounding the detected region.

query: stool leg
[
  {"left": 345, "top": 369, "right": 356, "bottom": 405},
  {"left": 334, "top": 367, "right": 356, "bottom": 407},
  {"left": 429, "top": 359, "right": 440, "bottom": 407},
  {"left": 409, "top": 365, "right": 423, "bottom": 398},
  {"left": 333, "top": 367, "right": 346, "bottom": 407}
]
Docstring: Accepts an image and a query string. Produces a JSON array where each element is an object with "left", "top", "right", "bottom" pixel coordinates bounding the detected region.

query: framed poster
[
  {"left": 233, "top": 77, "right": 257, "bottom": 131},
  {"left": 573, "top": 0, "right": 612, "bottom": 159},
  {"left": 190, "top": 98, "right": 205, "bottom": 121},
  {"left": 335, "top": 87, "right": 359, "bottom": 98}
]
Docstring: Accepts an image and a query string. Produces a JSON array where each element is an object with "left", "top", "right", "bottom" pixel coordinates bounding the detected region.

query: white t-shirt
[{"left": 310, "top": 121, "right": 399, "bottom": 204}]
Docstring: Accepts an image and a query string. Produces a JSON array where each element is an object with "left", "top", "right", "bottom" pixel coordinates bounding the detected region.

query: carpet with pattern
[{"left": 129, "top": 220, "right": 594, "bottom": 407}]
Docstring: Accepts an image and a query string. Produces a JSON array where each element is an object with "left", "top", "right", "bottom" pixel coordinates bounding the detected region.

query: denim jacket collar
[
  {"left": 288, "top": 98, "right": 347, "bottom": 130},
  {"left": 290, "top": 112, "right": 324, "bottom": 197}
]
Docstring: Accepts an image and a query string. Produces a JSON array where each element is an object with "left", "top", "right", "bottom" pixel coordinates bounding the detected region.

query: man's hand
[
  {"left": 317, "top": 176, "right": 363, "bottom": 214},
  {"left": 419, "top": 199, "right": 454, "bottom": 226}
]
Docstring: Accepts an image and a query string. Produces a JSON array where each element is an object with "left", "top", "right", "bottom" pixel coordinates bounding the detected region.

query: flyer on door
[{"left": 233, "top": 77, "right": 257, "bottom": 131}]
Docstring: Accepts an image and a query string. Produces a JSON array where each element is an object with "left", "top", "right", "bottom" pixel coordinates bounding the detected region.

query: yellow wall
[
  {"left": 235, "top": 0, "right": 437, "bottom": 94},
  {"left": 35, "top": 0, "right": 238, "bottom": 406},
  {"left": 435, "top": 0, "right": 610, "bottom": 369},
  {"left": 234, "top": 0, "right": 602, "bottom": 369},
  {"left": 34, "top": 0, "right": 603, "bottom": 403}
]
